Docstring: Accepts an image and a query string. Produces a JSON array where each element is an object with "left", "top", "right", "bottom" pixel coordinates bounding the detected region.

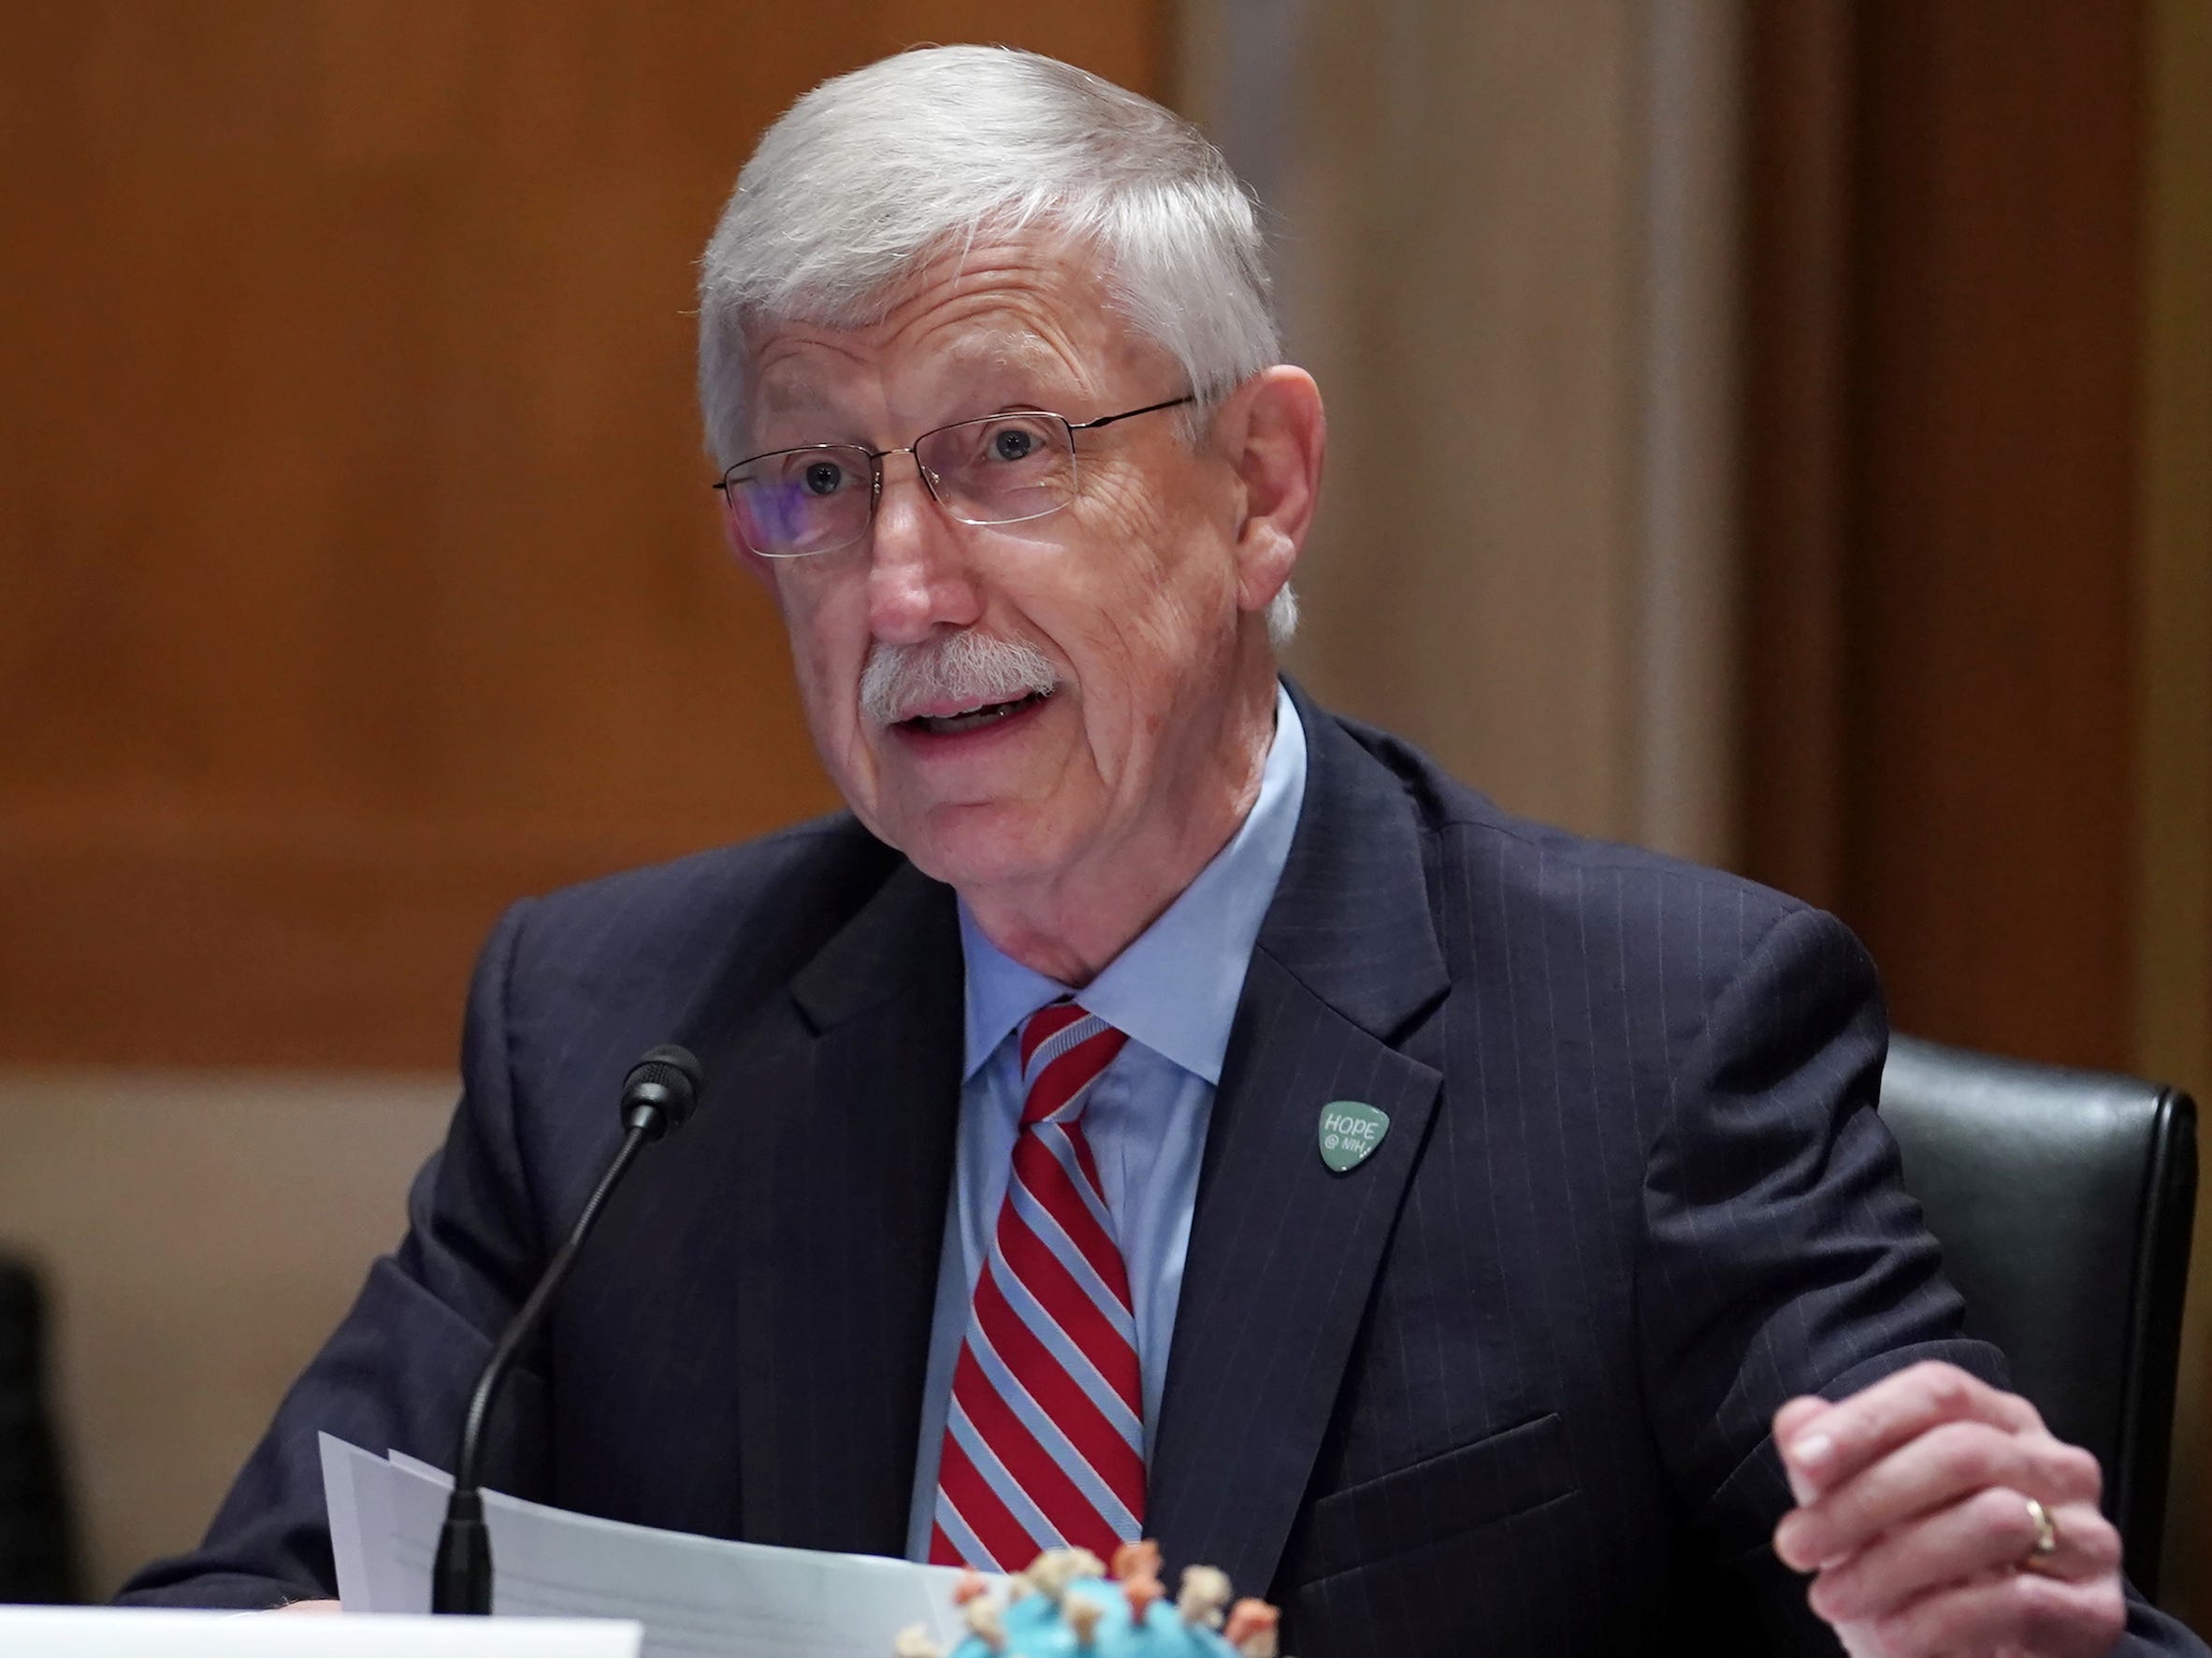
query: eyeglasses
[{"left": 711, "top": 395, "right": 1195, "bottom": 558}]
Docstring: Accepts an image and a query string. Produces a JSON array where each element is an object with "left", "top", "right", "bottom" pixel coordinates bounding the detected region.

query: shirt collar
[{"left": 959, "top": 681, "right": 1308, "bottom": 1085}]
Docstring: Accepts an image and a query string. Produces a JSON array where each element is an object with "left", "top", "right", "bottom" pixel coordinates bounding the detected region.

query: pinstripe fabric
[
  {"left": 117, "top": 684, "right": 2205, "bottom": 1658},
  {"left": 929, "top": 1003, "right": 1146, "bottom": 1569}
]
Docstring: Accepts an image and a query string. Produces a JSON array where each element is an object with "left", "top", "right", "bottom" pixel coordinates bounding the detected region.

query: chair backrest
[
  {"left": 1878, "top": 1035, "right": 2198, "bottom": 1599},
  {"left": 0, "top": 1254, "right": 81, "bottom": 1604}
]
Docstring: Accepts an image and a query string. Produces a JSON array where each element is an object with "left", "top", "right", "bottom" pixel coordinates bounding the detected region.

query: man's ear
[
  {"left": 1221, "top": 366, "right": 1326, "bottom": 616},
  {"left": 719, "top": 505, "right": 780, "bottom": 594}
]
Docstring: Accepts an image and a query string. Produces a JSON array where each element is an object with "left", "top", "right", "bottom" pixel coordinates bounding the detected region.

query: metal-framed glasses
[{"left": 711, "top": 395, "right": 1195, "bottom": 558}]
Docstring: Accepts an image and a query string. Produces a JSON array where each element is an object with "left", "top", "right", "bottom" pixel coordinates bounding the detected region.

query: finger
[
  {"left": 1775, "top": 1394, "right": 1833, "bottom": 1439},
  {"left": 1779, "top": 1362, "right": 2042, "bottom": 1500},
  {"left": 1773, "top": 1396, "right": 1836, "bottom": 1503},
  {"left": 1775, "top": 1421, "right": 2098, "bottom": 1570},
  {"left": 1810, "top": 1488, "right": 2038, "bottom": 1623},
  {"left": 2032, "top": 1501, "right": 2126, "bottom": 1584},
  {"left": 1840, "top": 1555, "right": 2124, "bottom": 1657},
  {"left": 1806, "top": 1490, "right": 2118, "bottom": 1624}
]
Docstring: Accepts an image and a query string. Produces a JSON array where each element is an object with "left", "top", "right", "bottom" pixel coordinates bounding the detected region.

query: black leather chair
[
  {"left": 0, "top": 1255, "right": 80, "bottom": 1604},
  {"left": 1879, "top": 1036, "right": 2199, "bottom": 1600}
]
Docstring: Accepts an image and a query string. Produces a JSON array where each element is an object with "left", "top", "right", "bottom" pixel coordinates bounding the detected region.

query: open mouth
[{"left": 897, "top": 688, "right": 1052, "bottom": 737}]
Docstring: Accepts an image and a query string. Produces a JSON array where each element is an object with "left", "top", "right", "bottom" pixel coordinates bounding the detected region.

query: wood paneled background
[
  {"left": 0, "top": 1, "right": 1170, "bottom": 1593},
  {"left": 1740, "top": 0, "right": 2212, "bottom": 1620},
  {"left": 0, "top": 1, "right": 1165, "bottom": 1070},
  {"left": 1742, "top": 0, "right": 2145, "bottom": 1066},
  {"left": 6, "top": 0, "right": 2207, "bottom": 1619}
]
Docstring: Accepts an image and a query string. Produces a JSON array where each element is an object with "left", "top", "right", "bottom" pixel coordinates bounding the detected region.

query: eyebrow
[
  {"left": 743, "top": 384, "right": 860, "bottom": 455},
  {"left": 750, "top": 378, "right": 837, "bottom": 423}
]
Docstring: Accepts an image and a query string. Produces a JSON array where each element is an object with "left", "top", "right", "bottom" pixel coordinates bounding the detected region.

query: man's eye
[
  {"left": 989, "top": 425, "right": 1041, "bottom": 462},
  {"left": 802, "top": 460, "right": 847, "bottom": 496}
]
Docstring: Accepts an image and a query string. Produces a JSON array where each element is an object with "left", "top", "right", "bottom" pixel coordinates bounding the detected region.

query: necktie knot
[{"left": 1017, "top": 1002, "right": 1127, "bottom": 1128}]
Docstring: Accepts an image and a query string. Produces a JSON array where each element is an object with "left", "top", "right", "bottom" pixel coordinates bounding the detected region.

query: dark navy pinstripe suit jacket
[{"left": 121, "top": 688, "right": 2201, "bottom": 1654}]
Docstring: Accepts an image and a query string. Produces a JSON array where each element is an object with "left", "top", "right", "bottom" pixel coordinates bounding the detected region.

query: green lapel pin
[{"left": 1319, "top": 1101, "right": 1391, "bottom": 1173}]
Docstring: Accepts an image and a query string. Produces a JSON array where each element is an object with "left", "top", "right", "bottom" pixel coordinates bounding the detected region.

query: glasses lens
[
  {"left": 723, "top": 447, "right": 873, "bottom": 556},
  {"left": 916, "top": 414, "right": 1076, "bottom": 526}
]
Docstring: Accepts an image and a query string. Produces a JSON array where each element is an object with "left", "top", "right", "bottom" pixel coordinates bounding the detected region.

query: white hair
[{"left": 697, "top": 45, "right": 1297, "bottom": 646}]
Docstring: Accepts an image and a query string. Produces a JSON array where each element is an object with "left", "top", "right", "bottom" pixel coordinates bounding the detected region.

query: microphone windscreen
[{"left": 621, "top": 1045, "right": 703, "bottom": 1133}]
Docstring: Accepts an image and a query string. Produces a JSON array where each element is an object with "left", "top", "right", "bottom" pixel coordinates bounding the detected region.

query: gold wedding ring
[{"left": 2022, "top": 1495, "right": 2060, "bottom": 1571}]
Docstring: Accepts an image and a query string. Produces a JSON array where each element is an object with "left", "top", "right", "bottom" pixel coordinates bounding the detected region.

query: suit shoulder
[
  {"left": 526, "top": 810, "right": 885, "bottom": 910},
  {"left": 1329, "top": 710, "right": 1832, "bottom": 959},
  {"left": 498, "top": 812, "right": 908, "bottom": 991}
]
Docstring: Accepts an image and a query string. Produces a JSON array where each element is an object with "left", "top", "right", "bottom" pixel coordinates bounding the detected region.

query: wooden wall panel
[
  {"left": 2136, "top": 0, "right": 2212, "bottom": 1619},
  {"left": 1742, "top": 0, "right": 2212, "bottom": 1623},
  {"left": 0, "top": 2, "right": 1167, "bottom": 1068},
  {"left": 1739, "top": 0, "right": 1853, "bottom": 915},
  {"left": 1843, "top": 0, "right": 2143, "bottom": 1069},
  {"left": 1265, "top": 0, "right": 1647, "bottom": 844},
  {"left": 1742, "top": 0, "right": 2144, "bottom": 1071}
]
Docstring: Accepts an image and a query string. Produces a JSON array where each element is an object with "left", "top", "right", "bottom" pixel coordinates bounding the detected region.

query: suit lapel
[
  {"left": 701, "top": 858, "right": 963, "bottom": 1554},
  {"left": 1149, "top": 692, "right": 1450, "bottom": 1596},
  {"left": 613, "top": 691, "right": 1445, "bottom": 1574}
]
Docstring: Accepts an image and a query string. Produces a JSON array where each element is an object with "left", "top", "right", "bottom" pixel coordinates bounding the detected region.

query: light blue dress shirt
[{"left": 904, "top": 683, "right": 1308, "bottom": 1560}]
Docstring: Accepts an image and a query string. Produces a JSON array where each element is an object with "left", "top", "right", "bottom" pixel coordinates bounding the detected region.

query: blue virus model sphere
[{"left": 897, "top": 1545, "right": 1281, "bottom": 1658}]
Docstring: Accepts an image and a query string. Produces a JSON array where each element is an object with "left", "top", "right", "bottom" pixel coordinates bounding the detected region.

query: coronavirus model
[{"left": 896, "top": 1543, "right": 1283, "bottom": 1658}]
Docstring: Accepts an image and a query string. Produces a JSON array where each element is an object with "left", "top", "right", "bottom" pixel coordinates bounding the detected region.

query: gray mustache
[{"left": 860, "top": 631, "right": 1061, "bottom": 726}]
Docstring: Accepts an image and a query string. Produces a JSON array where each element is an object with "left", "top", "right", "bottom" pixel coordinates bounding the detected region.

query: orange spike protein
[
  {"left": 927, "top": 1548, "right": 1286, "bottom": 1658},
  {"left": 1223, "top": 1600, "right": 1279, "bottom": 1658}
]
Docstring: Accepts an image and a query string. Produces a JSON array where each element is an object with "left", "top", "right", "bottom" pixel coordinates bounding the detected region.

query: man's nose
[{"left": 865, "top": 452, "right": 982, "bottom": 642}]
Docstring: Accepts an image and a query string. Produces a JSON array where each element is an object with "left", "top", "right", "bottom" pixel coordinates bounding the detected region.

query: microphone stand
[{"left": 431, "top": 1047, "right": 700, "bottom": 1615}]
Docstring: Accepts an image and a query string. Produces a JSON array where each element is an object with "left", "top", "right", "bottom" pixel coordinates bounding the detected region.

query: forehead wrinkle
[
  {"left": 884, "top": 287, "right": 1096, "bottom": 395},
  {"left": 747, "top": 234, "right": 1176, "bottom": 440},
  {"left": 767, "top": 247, "right": 1076, "bottom": 355},
  {"left": 761, "top": 313, "right": 1100, "bottom": 439},
  {"left": 922, "top": 329, "right": 1091, "bottom": 403}
]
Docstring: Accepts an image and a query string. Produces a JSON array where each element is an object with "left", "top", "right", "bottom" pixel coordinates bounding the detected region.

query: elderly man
[{"left": 121, "top": 47, "right": 2198, "bottom": 1658}]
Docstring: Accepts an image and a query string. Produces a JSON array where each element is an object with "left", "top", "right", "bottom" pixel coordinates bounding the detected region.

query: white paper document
[
  {"left": 320, "top": 1435, "right": 988, "bottom": 1658},
  {"left": 0, "top": 1607, "right": 641, "bottom": 1658}
]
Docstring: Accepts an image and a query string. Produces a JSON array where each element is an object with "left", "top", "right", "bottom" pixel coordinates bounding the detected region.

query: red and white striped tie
[{"left": 928, "top": 1002, "right": 1146, "bottom": 1570}]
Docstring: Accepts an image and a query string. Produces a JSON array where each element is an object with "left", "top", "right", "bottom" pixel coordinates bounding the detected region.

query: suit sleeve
[
  {"left": 1639, "top": 903, "right": 2204, "bottom": 1656},
  {"left": 113, "top": 901, "right": 556, "bottom": 1609}
]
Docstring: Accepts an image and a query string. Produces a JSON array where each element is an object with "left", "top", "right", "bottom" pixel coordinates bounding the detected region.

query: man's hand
[{"left": 1771, "top": 1362, "right": 2125, "bottom": 1657}]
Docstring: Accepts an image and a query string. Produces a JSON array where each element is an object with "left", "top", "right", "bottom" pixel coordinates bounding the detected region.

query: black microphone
[{"left": 430, "top": 1044, "right": 703, "bottom": 1615}]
